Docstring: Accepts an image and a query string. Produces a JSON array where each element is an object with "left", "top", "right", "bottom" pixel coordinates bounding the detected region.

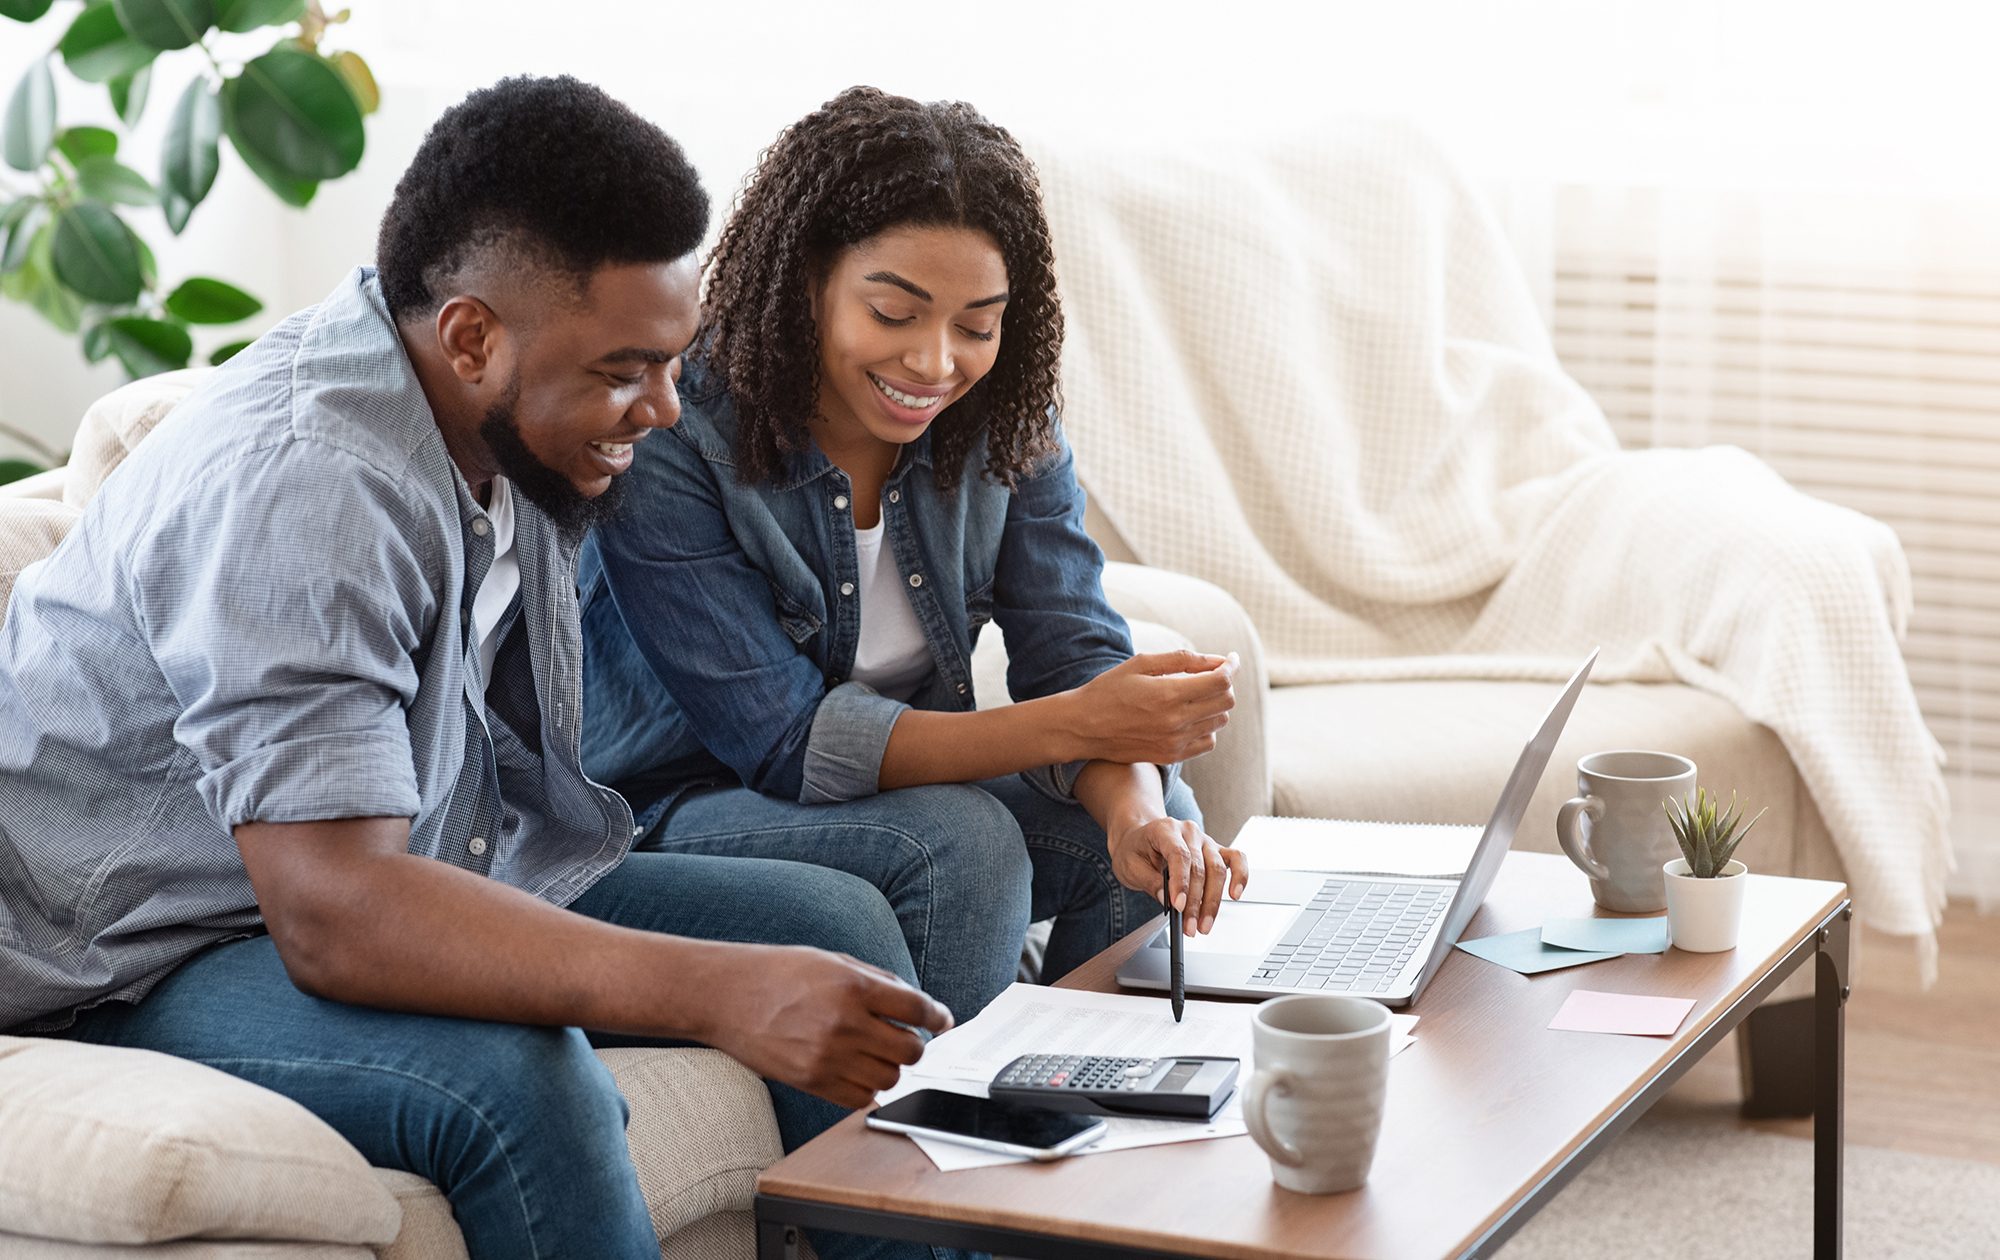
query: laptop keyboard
[{"left": 1245, "top": 879, "right": 1451, "bottom": 992}]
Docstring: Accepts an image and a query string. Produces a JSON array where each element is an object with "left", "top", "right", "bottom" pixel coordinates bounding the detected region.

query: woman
[{"left": 580, "top": 86, "right": 1248, "bottom": 1024}]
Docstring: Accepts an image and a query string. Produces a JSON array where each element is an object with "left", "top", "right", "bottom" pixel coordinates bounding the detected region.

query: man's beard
[{"left": 478, "top": 385, "right": 627, "bottom": 540}]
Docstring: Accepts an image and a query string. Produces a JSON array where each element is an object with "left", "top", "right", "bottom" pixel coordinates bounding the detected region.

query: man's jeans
[
  {"left": 61, "top": 852, "right": 943, "bottom": 1260},
  {"left": 652, "top": 774, "right": 1201, "bottom": 1023}
]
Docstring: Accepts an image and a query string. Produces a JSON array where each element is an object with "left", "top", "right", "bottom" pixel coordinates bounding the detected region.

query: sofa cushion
[
  {"left": 63, "top": 370, "right": 203, "bottom": 510},
  {"left": 0, "top": 497, "right": 79, "bottom": 616},
  {"left": 0, "top": 1036, "right": 400, "bottom": 1247},
  {"left": 1266, "top": 680, "right": 1809, "bottom": 878},
  {"left": 0, "top": 1233, "right": 371, "bottom": 1258}
]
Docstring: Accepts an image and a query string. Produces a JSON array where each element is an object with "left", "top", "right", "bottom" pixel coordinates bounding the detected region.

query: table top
[{"left": 757, "top": 851, "right": 1848, "bottom": 1259}]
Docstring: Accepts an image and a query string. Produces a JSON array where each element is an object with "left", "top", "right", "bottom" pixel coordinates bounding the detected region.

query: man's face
[{"left": 482, "top": 255, "right": 701, "bottom": 532}]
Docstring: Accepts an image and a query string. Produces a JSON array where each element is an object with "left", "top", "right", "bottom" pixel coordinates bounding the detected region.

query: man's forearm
[{"left": 237, "top": 818, "right": 739, "bottom": 1044}]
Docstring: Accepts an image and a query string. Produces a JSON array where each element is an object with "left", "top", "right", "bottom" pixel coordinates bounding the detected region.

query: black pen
[{"left": 1163, "top": 863, "right": 1184, "bottom": 1022}]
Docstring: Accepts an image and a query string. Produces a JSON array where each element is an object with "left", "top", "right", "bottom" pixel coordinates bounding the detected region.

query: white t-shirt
[
  {"left": 468, "top": 476, "right": 519, "bottom": 699},
  {"left": 849, "top": 518, "right": 931, "bottom": 702}
]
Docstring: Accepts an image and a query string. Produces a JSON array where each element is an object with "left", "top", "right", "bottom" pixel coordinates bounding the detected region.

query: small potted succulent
[{"left": 1661, "top": 788, "right": 1766, "bottom": 952}]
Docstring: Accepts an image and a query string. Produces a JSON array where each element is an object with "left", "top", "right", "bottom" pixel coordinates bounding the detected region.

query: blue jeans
[
  {"left": 650, "top": 774, "right": 1199, "bottom": 1021},
  {"left": 60, "top": 852, "right": 948, "bottom": 1260}
]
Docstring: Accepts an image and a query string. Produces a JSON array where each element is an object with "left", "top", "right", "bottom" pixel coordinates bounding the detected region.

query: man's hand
[
  {"left": 699, "top": 946, "right": 954, "bottom": 1109},
  {"left": 1107, "top": 815, "right": 1251, "bottom": 936},
  {"left": 1061, "top": 650, "right": 1236, "bottom": 766}
]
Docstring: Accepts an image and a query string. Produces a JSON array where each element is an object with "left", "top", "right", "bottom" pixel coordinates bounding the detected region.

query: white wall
[{"left": 12, "top": 0, "right": 1994, "bottom": 455}]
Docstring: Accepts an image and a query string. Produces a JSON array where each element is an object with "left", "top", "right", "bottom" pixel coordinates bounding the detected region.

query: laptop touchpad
[{"left": 1151, "top": 901, "right": 1298, "bottom": 958}]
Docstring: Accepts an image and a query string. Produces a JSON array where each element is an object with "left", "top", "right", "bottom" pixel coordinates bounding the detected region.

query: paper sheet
[
  {"left": 879, "top": 983, "right": 1417, "bottom": 1171},
  {"left": 1454, "top": 927, "right": 1620, "bottom": 975},
  {"left": 1540, "top": 916, "right": 1670, "bottom": 955},
  {"left": 1547, "top": 989, "right": 1695, "bottom": 1036},
  {"left": 1231, "top": 815, "right": 1480, "bottom": 879}
]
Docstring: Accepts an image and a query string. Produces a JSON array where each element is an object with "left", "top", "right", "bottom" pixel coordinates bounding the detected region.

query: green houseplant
[
  {"left": 1661, "top": 787, "right": 1766, "bottom": 952},
  {"left": 0, "top": 0, "right": 377, "bottom": 483}
]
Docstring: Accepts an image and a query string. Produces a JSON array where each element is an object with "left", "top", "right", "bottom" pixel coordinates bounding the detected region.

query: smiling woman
[{"left": 577, "top": 86, "right": 1250, "bottom": 1032}]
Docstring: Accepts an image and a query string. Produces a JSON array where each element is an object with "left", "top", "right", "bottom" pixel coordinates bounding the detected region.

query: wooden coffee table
[{"left": 755, "top": 851, "right": 1851, "bottom": 1258}]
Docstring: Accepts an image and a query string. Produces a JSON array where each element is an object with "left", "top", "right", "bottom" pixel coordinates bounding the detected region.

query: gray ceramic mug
[
  {"left": 1556, "top": 750, "right": 1696, "bottom": 912},
  {"left": 1242, "top": 994, "right": 1391, "bottom": 1195}
]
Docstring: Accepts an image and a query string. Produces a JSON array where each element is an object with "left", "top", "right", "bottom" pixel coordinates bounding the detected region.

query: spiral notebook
[{"left": 1117, "top": 649, "right": 1597, "bottom": 1008}]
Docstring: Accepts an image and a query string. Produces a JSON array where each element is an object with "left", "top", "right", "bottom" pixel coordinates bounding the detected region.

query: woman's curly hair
[{"left": 702, "top": 86, "right": 1063, "bottom": 491}]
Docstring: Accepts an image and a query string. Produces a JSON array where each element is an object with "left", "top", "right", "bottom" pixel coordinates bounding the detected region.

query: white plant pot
[{"left": 1662, "top": 858, "right": 1746, "bottom": 952}]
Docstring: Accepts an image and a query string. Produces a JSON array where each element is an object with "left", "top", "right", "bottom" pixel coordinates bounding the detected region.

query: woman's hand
[
  {"left": 1060, "top": 650, "right": 1237, "bottom": 766},
  {"left": 1107, "top": 815, "right": 1251, "bottom": 935}
]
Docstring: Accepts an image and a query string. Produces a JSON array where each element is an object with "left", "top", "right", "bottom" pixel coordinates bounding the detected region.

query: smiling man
[{"left": 0, "top": 77, "right": 949, "bottom": 1260}]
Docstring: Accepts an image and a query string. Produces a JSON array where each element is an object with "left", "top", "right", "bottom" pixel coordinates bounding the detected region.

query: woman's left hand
[{"left": 1108, "top": 816, "right": 1250, "bottom": 935}]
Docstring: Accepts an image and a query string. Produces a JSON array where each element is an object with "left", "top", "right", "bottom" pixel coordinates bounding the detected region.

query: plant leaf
[
  {"left": 214, "top": 0, "right": 302, "bottom": 31},
  {"left": 51, "top": 201, "right": 143, "bottom": 303},
  {"left": 1, "top": 222, "right": 85, "bottom": 332},
  {"left": 1, "top": 200, "right": 42, "bottom": 275},
  {"left": 108, "top": 63, "right": 150, "bottom": 126},
  {"left": 208, "top": 336, "right": 251, "bottom": 365},
  {"left": 100, "top": 314, "right": 192, "bottom": 377},
  {"left": 0, "top": 0, "right": 57, "bottom": 23},
  {"left": 111, "top": 0, "right": 215, "bottom": 50},
  {"left": 61, "top": 2, "right": 158, "bottom": 84},
  {"left": 73, "top": 154, "right": 156, "bottom": 205},
  {"left": 0, "top": 458, "right": 46, "bottom": 486},
  {"left": 160, "top": 75, "right": 220, "bottom": 232},
  {"left": 164, "top": 276, "right": 259, "bottom": 323},
  {"left": 56, "top": 125, "right": 119, "bottom": 165},
  {"left": 329, "top": 50, "right": 376, "bottom": 114},
  {"left": 3, "top": 57, "right": 56, "bottom": 172},
  {"left": 223, "top": 47, "right": 363, "bottom": 184},
  {"left": 81, "top": 318, "right": 115, "bottom": 361}
]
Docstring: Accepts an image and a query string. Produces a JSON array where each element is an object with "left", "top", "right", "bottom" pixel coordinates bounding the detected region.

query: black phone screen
[{"left": 869, "top": 1090, "right": 1101, "bottom": 1150}]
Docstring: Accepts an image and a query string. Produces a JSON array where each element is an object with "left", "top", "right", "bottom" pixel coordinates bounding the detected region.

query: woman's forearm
[{"left": 876, "top": 694, "right": 1086, "bottom": 790}]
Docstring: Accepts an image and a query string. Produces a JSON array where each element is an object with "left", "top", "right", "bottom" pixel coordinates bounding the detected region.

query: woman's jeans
[
  {"left": 651, "top": 773, "right": 1202, "bottom": 1023},
  {"left": 60, "top": 851, "right": 945, "bottom": 1260}
]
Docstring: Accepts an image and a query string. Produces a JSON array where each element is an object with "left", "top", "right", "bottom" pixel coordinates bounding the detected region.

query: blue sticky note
[
  {"left": 1455, "top": 928, "right": 1621, "bottom": 975},
  {"left": 1541, "top": 916, "right": 1671, "bottom": 955}
]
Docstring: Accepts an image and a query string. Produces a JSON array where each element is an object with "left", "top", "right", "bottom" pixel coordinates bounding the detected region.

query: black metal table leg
[
  {"left": 758, "top": 1213, "right": 796, "bottom": 1260},
  {"left": 1815, "top": 906, "right": 1851, "bottom": 1259}
]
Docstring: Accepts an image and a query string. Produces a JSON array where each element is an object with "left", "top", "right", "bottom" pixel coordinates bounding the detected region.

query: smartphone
[{"left": 866, "top": 1089, "right": 1109, "bottom": 1161}]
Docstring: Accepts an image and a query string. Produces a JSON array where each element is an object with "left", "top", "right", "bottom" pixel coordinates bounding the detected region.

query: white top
[
  {"left": 849, "top": 518, "right": 931, "bottom": 702},
  {"left": 469, "top": 476, "right": 519, "bottom": 698}
]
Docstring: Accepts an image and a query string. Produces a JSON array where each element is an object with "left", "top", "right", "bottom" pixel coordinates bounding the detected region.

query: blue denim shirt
[
  {"left": 581, "top": 355, "right": 1155, "bottom": 831},
  {"left": 0, "top": 268, "right": 633, "bottom": 1033}
]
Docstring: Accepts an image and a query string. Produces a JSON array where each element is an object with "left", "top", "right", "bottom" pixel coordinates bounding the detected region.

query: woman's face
[{"left": 812, "top": 224, "right": 1009, "bottom": 456}]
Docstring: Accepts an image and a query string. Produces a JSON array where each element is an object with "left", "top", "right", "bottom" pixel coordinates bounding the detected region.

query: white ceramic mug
[
  {"left": 1241, "top": 994, "right": 1391, "bottom": 1195},
  {"left": 1556, "top": 750, "right": 1697, "bottom": 912}
]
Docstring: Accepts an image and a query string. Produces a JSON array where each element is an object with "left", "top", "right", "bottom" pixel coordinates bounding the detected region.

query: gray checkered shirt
[{"left": 0, "top": 268, "right": 634, "bottom": 1032}]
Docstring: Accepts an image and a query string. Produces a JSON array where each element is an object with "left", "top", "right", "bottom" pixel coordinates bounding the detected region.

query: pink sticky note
[{"left": 1548, "top": 989, "right": 1696, "bottom": 1037}]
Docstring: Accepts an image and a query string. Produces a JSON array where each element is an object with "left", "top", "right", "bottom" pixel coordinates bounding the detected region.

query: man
[{"left": 0, "top": 77, "right": 949, "bottom": 1259}]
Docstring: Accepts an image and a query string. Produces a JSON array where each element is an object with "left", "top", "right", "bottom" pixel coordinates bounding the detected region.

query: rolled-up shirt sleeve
[
  {"left": 131, "top": 442, "right": 441, "bottom": 828},
  {"left": 595, "top": 430, "right": 901, "bottom": 803},
  {"left": 993, "top": 429, "right": 1183, "bottom": 806}
]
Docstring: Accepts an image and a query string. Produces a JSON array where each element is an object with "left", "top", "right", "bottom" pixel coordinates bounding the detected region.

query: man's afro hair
[{"left": 376, "top": 75, "right": 708, "bottom": 320}]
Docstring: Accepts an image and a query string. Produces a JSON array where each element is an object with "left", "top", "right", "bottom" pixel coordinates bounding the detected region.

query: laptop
[{"left": 1117, "top": 649, "right": 1597, "bottom": 1009}]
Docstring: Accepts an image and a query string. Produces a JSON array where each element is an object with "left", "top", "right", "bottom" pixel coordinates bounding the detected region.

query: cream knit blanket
[{"left": 1034, "top": 122, "right": 1950, "bottom": 958}]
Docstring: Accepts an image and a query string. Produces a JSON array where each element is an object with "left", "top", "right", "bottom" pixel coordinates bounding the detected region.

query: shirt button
[
  {"left": 467, "top": 836, "right": 488, "bottom": 856},
  {"left": 887, "top": 490, "right": 901, "bottom": 504},
  {"left": 471, "top": 518, "right": 490, "bottom": 537},
  {"left": 908, "top": 573, "right": 923, "bottom": 588},
  {"left": 840, "top": 581, "right": 855, "bottom": 596},
  {"left": 956, "top": 683, "right": 968, "bottom": 695},
  {"left": 833, "top": 495, "right": 849, "bottom": 510}
]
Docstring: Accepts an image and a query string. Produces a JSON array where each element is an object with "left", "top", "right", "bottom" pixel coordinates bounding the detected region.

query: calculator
[{"left": 988, "top": 1054, "right": 1240, "bottom": 1119}]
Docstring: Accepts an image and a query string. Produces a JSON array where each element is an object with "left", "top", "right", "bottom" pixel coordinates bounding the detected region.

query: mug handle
[
  {"left": 1242, "top": 1067, "right": 1303, "bottom": 1168},
  {"left": 1556, "top": 795, "right": 1610, "bottom": 880}
]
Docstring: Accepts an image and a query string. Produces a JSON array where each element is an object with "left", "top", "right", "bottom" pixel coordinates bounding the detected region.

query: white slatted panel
[{"left": 1550, "top": 262, "right": 2000, "bottom": 793}]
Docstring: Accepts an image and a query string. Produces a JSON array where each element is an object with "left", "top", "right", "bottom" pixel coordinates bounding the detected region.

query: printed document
[{"left": 879, "top": 982, "right": 1416, "bottom": 1170}]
